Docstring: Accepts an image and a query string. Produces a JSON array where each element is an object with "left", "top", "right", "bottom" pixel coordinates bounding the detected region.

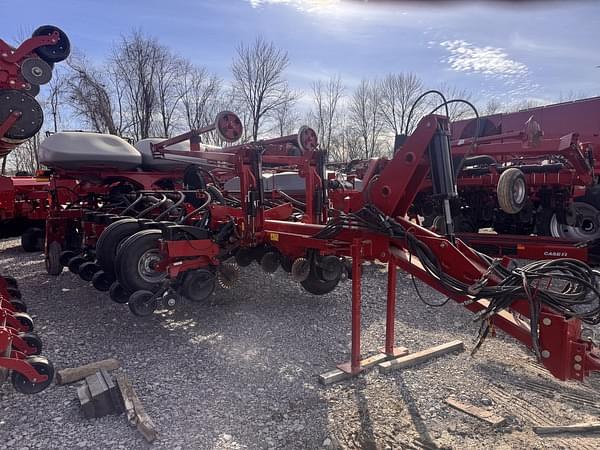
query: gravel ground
[{"left": 1, "top": 236, "right": 600, "bottom": 449}]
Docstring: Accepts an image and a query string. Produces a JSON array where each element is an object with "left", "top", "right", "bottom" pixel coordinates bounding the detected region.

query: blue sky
[{"left": 3, "top": 0, "right": 599, "bottom": 107}]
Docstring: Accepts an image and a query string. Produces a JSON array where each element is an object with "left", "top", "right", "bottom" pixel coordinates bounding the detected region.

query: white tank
[
  {"left": 39, "top": 132, "right": 142, "bottom": 170},
  {"left": 135, "top": 138, "right": 224, "bottom": 171}
]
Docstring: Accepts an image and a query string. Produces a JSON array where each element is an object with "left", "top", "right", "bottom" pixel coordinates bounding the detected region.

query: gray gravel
[{"left": 1, "top": 236, "right": 600, "bottom": 449}]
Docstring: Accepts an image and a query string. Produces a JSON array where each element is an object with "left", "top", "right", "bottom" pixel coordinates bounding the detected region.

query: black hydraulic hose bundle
[{"left": 314, "top": 205, "right": 600, "bottom": 359}]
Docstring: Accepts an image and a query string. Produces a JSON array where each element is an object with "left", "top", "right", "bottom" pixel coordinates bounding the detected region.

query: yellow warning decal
[{"left": 270, "top": 232, "right": 279, "bottom": 241}]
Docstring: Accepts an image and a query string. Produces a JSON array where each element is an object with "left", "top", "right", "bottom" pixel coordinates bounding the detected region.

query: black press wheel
[
  {"left": 32, "top": 25, "right": 71, "bottom": 63},
  {"left": 78, "top": 262, "right": 100, "bottom": 282},
  {"left": 18, "top": 332, "right": 42, "bottom": 355},
  {"left": 109, "top": 282, "right": 130, "bottom": 304},
  {"left": 181, "top": 269, "right": 215, "bottom": 303},
  {"left": 92, "top": 270, "right": 114, "bottom": 292},
  {"left": 7, "top": 287, "right": 21, "bottom": 299},
  {"left": 67, "top": 256, "right": 87, "bottom": 275},
  {"left": 2, "top": 275, "right": 18, "bottom": 289},
  {"left": 11, "top": 355, "right": 54, "bottom": 394},
  {"left": 95, "top": 218, "right": 143, "bottom": 274},
  {"left": 115, "top": 230, "right": 166, "bottom": 293},
  {"left": 20, "top": 58, "right": 53, "bottom": 86},
  {"left": 9, "top": 298, "right": 27, "bottom": 313},
  {"left": 128, "top": 290, "right": 158, "bottom": 317},
  {"left": 300, "top": 261, "right": 341, "bottom": 295},
  {"left": 497, "top": 168, "right": 526, "bottom": 214},
  {"left": 46, "top": 242, "right": 63, "bottom": 276},
  {"left": 59, "top": 250, "right": 75, "bottom": 267},
  {"left": 21, "top": 227, "right": 44, "bottom": 252},
  {"left": 12, "top": 312, "right": 34, "bottom": 332}
]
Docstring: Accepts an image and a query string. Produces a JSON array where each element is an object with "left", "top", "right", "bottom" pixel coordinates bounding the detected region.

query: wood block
[
  {"left": 446, "top": 397, "right": 507, "bottom": 427},
  {"left": 378, "top": 340, "right": 464, "bottom": 374},
  {"left": 533, "top": 423, "right": 600, "bottom": 435},
  {"left": 57, "top": 358, "right": 120, "bottom": 385},
  {"left": 115, "top": 374, "right": 158, "bottom": 443},
  {"left": 319, "top": 347, "right": 409, "bottom": 385}
]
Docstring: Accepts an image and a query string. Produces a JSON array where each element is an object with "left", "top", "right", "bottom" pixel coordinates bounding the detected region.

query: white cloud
[
  {"left": 440, "top": 40, "right": 528, "bottom": 78},
  {"left": 247, "top": 0, "right": 339, "bottom": 12}
]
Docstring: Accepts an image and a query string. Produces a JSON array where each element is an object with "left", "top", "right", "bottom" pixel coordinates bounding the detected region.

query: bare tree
[
  {"left": 348, "top": 79, "right": 384, "bottom": 159},
  {"left": 311, "top": 75, "right": 344, "bottom": 155},
  {"left": 112, "top": 31, "right": 162, "bottom": 140},
  {"left": 154, "top": 51, "right": 185, "bottom": 137},
  {"left": 46, "top": 67, "right": 67, "bottom": 132},
  {"left": 8, "top": 133, "right": 40, "bottom": 174},
  {"left": 436, "top": 83, "right": 475, "bottom": 121},
  {"left": 484, "top": 97, "right": 503, "bottom": 115},
  {"left": 231, "top": 37, "right": 292, "bottom": 141},
  {"left": 66, "top": 56, "right": 120, "bottom": 134},
  {"left": 272, "top": 90, "right": 300, "bottom": 137},
  {"left": 379, "top": 72, "right": 423, "bottom": 135}
]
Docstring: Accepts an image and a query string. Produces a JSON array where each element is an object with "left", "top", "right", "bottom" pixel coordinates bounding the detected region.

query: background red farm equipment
[
  {"left": 410, "top": 96, "right": 600, "bottom": 241},
  {"left": 0, "top": 25, "right": 70, "bottom": 395}
]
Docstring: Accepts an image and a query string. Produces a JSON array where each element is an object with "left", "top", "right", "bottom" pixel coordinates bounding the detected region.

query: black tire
[
  {"left": 32, "top": 25, "right": 71, "bottom": 63},
  {"left": 18, "top": 332, "right": 42, "bottom": 355},
  {"left": 46, "top": 242, "right": 63, "bottom": 276},
  {"left": 115, "top": 230, "right": 165, "bottom": 293},
  {"left": 96, "top": 219, "right": 142, "bottom": 274},
  {"left": 78, "top": 262, "right": 100, "bottom": 282},
  {"left": 301, "top": 262, "right": 340, "bottom": 295},
  {"left": 9, "top": 298, "right": 27, "bottom": 313},
  {"left": 128, "top": 290, "right": 158, "bottom": 317},
  {"left": 67, "top": 256, "right": 87, "bottom": 275},
  {"left": 181, "top": 269, "right": 215, "bottom": 303},
  {"left": 21, "top": 227, "right": 44, "bottom": 252},
  {"left": 11, "top": 355, "right": 54, "bottom": 394},
  {"left": 2, "top": 275, "right": 18, "bottom": 289},
  {"left": 59, "top": 250, "right": 75, "bottom": 267},
  {"left": 497, "top": 168, "right": 526, "bottom": 214},
  {"left": 109, "top": 282, "right": 130, "bottom": 304},
  {"left": 92, "top": 270, "right": 114, "bottom": 292},
  {"left": 13, "top": 312, "right": 34, "bottom": 332},
  {"left": 535, "top": 208, "right": 554, "bottom": 236},
  {"left": 7, "top": 287, "right": 21, "bottom": 299}
]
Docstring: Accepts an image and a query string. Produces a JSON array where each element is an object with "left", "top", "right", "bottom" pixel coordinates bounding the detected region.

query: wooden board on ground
[
  {"left": 446, "top": 397, "right": 507, "bottom": 427},
  {"left": 115, "top": 374, "right": 158, "bottom": 443},
  {"left": 57, "top": 358, "right": 120, "bottom": 385},
  {"left": 378, "top": 340, "right": 464, "bottom": 374},
  {"left": 534, "top": 423, "right": 600, "bottom": 435},
  {"left": 319, "top": 347, "right": 409, "bottom": 385}
]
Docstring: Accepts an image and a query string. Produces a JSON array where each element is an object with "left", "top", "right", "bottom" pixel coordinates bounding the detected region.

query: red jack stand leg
[
  {"left": 379, "top": 258, "right": 407, "bottom": 357},
  {"left": 337, "top": 241, "right": 364, "bottom": 375}
]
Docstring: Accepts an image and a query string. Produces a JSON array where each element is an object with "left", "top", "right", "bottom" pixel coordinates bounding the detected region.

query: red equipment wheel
[
  {"left": 11, "top": 355, "right": 54, "bottom": 394},
  {"left": 31, "top": 25, "right": 71, "bottom": 63},
  {"left": 297, "top": 126, "right": 318, "bottom": 153},
  {"left": 18, "top": 332, "right": 42, "bottom": 355},
  {"left": 215, "top": 111, "right": 243, "bottom": 143},
  {"left": 108, "top": 281, "right": 130, "bottom": 304},
  {"left": 12, "top": 312, "right": 34, "bottom": 332},
  {"left": 115, "top": 230, "right": 166, "bottom": 293},
  {"left": 21, "top": 227, "right": 44, "bottom": 252},
  {"left": 128, "top": 290, "right": 158, "bottom": 317},
  {"left": 0, "top": 90, "right": 44, "bottom": 141},
  {"left": 95, "top": 218, "right": 142, "bottom": 274},
  {"left": 497, "top": 168, "right": 526, "bottom": 214},
  {"left": 46, "top": 242, "right": 63, "bottom": 276},
  {"left": 181, "top": 269, "right": 215, "bottom": 303}
]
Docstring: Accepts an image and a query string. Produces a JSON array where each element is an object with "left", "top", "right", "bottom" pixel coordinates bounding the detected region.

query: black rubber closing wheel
[
  {"left": 497, "top": 168, "right": 526, "bottom": 214},
  {"left": 181, "top": 269, "right": 215, "bottom": 303},
  {"left": 46, "top": 242, "right": 63, "bottom": 276},
  {"left": 11, "top": 355, "right": 54, "bottom": 394},
  {"left": 92, "top": 270, "right": 114, "bottom": 292},
  {"left": 115, "top": 230, "right": 165, "bottom": 293},
  {"left": 67, "top": 256, "right": 87, "bottom": 275},
  {"left": 21, "top": 227, "right": 44, "bottom": 252},
  {"left": 7, "top": 287, "right": 21, "bottom": 299},
  {"left": 2, "top": 275, "right": 18, "bottom": 289},
  {"left": 19, "top": 332, "right": 42, "bottom": 355},
  {"left": 9, "top": 298, "right": 27, "bottom": 313},
  {"left": 79, "top": 262, "right": 100, "bottom": 282},
  {"left": 109, "top": 282, "right": 129, "bottom": 304},
  {"left": 95, "top": 218, "right": 142, "bottom": 274},
  {"left": 13, "top": 312, "right": 34, "bottom": 332},
  {"left": 21, "top": 58, "right": 53, "bottom": 85},
  {"left": 32, "top": 25, "right": 71, "bottom": 63},
  {"left": 128, "top": 290, "right": 158, "bottom": 317},
  {"left": 59, "top": 250, "right": 75, "bottom": 267},
  {"left": 0, "top": 90, "right": 44, "bottom": 140},
  {"left": 300, "top": 262, "right": 341, "bottom": 295}
]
